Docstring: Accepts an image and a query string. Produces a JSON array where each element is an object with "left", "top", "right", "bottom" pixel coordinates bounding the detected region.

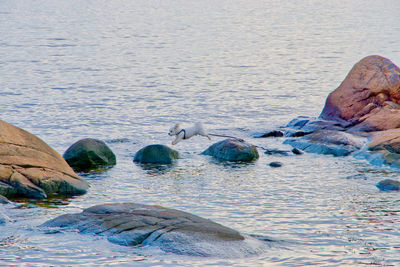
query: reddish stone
[{"left": 320, "top": 55, "right": 400, "bottom": 131}]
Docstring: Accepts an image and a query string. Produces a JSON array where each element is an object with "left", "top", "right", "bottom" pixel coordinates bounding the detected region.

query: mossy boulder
[
  {"left": 134, "top": 144, "right": 179, "bottom": 164},
  {"left": 63, "top": 138, "right": 116, "bottom": 172},
  {"left": 201, "top": 139, "right": 259, "bottom": 162}
]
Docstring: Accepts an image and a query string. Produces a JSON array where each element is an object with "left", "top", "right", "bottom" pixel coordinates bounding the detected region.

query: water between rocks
[{"left": 1, "top": 0, "right": 400, "bottom": 266}]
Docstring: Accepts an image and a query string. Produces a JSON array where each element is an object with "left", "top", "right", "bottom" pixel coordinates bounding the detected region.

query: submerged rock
[
  {"left": 258, "top": 130, "right": 284, "bottom": 138},
  {"left": 134, "top": 144, "right": 179, "bottom": 164},
  {"left": 269, "top": 162, "right": 282, "bottom": 168},
  {"left": 41, "top": 203, "right": 267, "bottom": 257},
  {"left": 202, "top": 139, "right": 259, "bottom": 162},
  {"left": 63, "top": 138, "right": 116, "bottom": 172},
  {"left": 376, "top": 179, "right": 400, "bottom": 191},
  {"left": 284, "top": 130, "right": 367, "bottom": 157},
  {"left": 0, "top": 120, "right": 88, "bottom": 199},
  {"left": 320, "top": 55, "right": 400, "bottom": 131}
]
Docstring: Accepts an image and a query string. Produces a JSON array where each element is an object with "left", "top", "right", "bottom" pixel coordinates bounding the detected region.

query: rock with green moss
[
  {"left": 134, "top": 144, "right": 179, "bottom": 164},
  {"left": 63, "top": 138, "right": 116, "bottom": 172},
  {"left": 201, "top": 139, "right": 259, "bottom": 162}
]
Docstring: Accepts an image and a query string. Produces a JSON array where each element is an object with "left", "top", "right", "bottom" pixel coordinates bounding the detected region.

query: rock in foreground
[
  {"left": 63, "top": 138, "right": 116, "bottom": 172},
  {"left": 320, "top": 55, "right": 400, "bottom": 131},
  {"left": 202, "top": 139, "right": 259, "bottom": 162},
  {"left": 42, "top": 203, "right": 267, "bottom": 257},
  {"left": 0, "top": 120, "right": 88, "bottom": 199},
  {"left": 134, "top": 144, "right": 179, "bottom": 164}
]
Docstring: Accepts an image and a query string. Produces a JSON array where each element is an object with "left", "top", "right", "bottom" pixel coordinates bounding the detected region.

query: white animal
[{"left": 168, "top": 122, "right": 211, "bottom": 145}]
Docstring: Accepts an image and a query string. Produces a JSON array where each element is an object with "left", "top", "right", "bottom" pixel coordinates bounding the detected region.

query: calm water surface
[{"left": 1, "top": 0, "right": 400, "bottom": 266}]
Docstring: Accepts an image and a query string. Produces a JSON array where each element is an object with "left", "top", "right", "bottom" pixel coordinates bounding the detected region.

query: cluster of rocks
[
  {"left": 2, "top": 54, "right": 400, "bottom": 256},
  {"left": 259, "top": 55, "right": 400, "bottom": 191}
]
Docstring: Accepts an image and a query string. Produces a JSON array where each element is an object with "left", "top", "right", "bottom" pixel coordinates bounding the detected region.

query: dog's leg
[{"left": 172, "top": 132, "right": 184, "bottom": 145}]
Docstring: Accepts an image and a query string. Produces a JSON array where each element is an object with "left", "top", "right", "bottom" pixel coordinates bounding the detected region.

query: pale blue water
[{"left": 1, "top": 0, "right": 400, "bottom": 266}]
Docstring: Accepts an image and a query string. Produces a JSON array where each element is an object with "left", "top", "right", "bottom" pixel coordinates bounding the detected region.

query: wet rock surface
[
  {"left": 202, "top": 139, "right": 259, "bottom": 162},
  {"left": 134, "top": 144, "right": 179, "bottom": 164},
  {"left": 63, "top": 138, "right": 116, "bottom": 172},
  {"left": 0, "top": 120, "right": 89, "bottom": 199},
  {"left": 284, "top": 130, "right": 367, "bottom": 157},
  {"left": 42, "top": 203, "right": 267, "bottom": 257}
]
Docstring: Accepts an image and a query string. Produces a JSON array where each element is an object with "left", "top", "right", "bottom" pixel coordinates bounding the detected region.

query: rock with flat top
[
  {"left": 0, "top": 120, "right": 88, "bottom": 199},
  {"left": 42, "top": 202, "right": 267, "bottom": 257}
]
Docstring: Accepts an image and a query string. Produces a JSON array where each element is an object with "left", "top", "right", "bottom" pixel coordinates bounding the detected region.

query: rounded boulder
[
  {"left": 134, "top": 144, "right": 179, "bottom": 164},
  {"left": 63, "top": 138, "right": 116, "bottom": 172},
  {"left": 320, "top": 55, "right": 400, "bottom": 131},
  {"left": 201, "top": 139, "right": 259, "bottom": 162}
]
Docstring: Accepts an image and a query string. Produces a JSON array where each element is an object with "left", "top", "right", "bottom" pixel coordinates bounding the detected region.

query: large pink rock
[{"left": 320, "top": 55, "right": 400, "bottom": 131}]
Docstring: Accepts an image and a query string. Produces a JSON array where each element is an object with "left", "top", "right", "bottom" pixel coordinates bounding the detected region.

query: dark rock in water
[
  {"left": 202, "top": 139, "right": 259, "bottom": 162},
  {"left": 134, "top": 144, "right": 179, "bottom": 164},
  {"left": 0, "top": 119, "right": 88, "bottom": 199},
  {"left": 63, "top": 138, "right": 116, "bottom": 172},
  {"left": 269, "top": 162, "right": 282, "bottom": 168},
  {"left": 264, "top": 149, "right": 289, "bottom": 156},
  {"left": 258, "top": 130, "right": 284, "bottom": 138},
  {"left": 41, "top": 203, "right": 267, "bottom": 257},
  {"left": 284, "top": 130, "right": 366, "bottom": 157},
  {"left": 0, "top": 195, "right": 10, "bottom": 204},
  {"left": 320, "top": 55, "right": 400, "bottom": 131},
  {"left": 376, "top": 179, "right": 400, "bottom": 191},
  {"left": 291, "top": 148, "right": 303, "bottom": 155},
  {"left": 285, "top": 131, "right": 313, "bottom": 138}
]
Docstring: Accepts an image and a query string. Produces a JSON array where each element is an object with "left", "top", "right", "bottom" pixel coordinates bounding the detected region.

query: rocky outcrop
[
  {"left": 366, "top": 129, "right": 400, "bottom": 167},
  {"left": 320, "top": 55, "right": 400, "bottom": 131},
  {"left": 134, "top": 144, "right": 179, "bottom": 164},
  {"left": 41, "top": 203, "right": 267, "bottom": 257},
  {"left": 0, "top": 120, "right": 89, "bottom": 199},
  {"left": 202, "top": 139, "right": 259, "bottom": 162},
  {"left": 284, "top": 130, "right": 367, "bottom": 157},
  {"left": 63, "top": 138, "right": 116, "bottom": 172}
]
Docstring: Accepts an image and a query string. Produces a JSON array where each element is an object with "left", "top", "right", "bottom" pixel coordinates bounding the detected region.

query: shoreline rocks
[
  {"left": 0, "top": 120, "right": 89, "bottom": 199},
  {"left": 202, "top": 139, "right": 259, "bottom": 162},
  {"left": 320, "top": 55, "right": 400, "bottom": 132},
  {"left": 63, "top": 138, "right": 116, "bottom": 172}
]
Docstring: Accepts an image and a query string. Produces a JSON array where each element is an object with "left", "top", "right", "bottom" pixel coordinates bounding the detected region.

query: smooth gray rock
[
  {"left": 134, "top": 144, "right": 179, "bottom": 164},
  {"left": 41, "top": 203, "right": 267, "bottom": 257},
  {"left": 376, "top": 179, "right": 400, "bottom": 191},
  {"left": 284, "top": 130, "right": 366, "bottom": 157},
  {"left": 202, "top": 139, "right": 259, "bottom": 162},
  {"left": 64, "top": 138, "right": 116, "bottom": 172}
]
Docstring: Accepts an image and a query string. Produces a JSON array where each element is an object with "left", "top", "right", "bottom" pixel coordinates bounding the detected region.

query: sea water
[{"left": 1, "top": 0, "right": 400, "bottom": 265}]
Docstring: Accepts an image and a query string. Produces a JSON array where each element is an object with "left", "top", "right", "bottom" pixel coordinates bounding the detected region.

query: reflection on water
[{"left": 1, "top": 0, "right": 400, "bottom": 265}]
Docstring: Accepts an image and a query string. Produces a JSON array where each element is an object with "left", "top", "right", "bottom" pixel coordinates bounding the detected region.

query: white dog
[{"left": 168, "top": 122, "right": 211, "bottom": 145}]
